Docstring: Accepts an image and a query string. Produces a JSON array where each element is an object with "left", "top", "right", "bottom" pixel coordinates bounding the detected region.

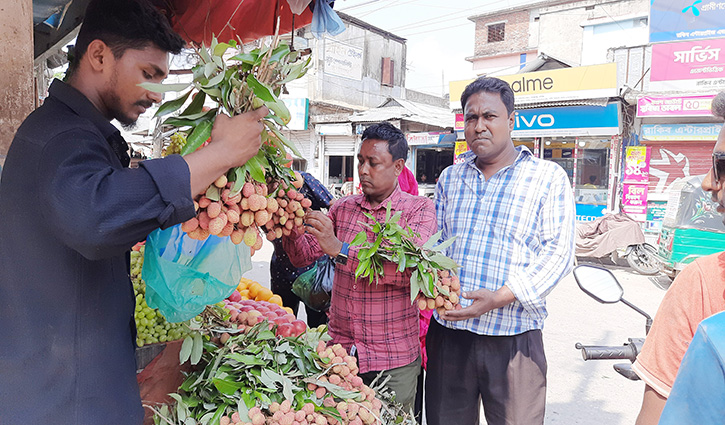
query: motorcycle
[
  {"left": 576, "top": 212, "right": 660, "bottom": 275},
  {"left": 572, "top": 264, "right": 653, "bottom": 380}
]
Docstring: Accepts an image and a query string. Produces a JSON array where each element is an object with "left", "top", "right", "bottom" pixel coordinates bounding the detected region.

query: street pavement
[{"left": 243, "top": 239, "right": 670, "bottom": 425}]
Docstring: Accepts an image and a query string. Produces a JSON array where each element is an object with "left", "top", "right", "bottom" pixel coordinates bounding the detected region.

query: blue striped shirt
[{"left": 434, "top": 146, "right": 576, "bottom": 335}]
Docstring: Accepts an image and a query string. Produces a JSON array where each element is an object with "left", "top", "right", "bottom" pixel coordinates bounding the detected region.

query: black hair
[
  {"left": 361, "top": 122, "right": 409, "bottom": 161},
  {"left": 713, "top": 92, "right": 725, "bottom": 119},
  {"left": 460, "top": 77, "right": 515, "bottom": 115},
  {"left": 67, "top": 0, "right": 185, "bottom": 77}
]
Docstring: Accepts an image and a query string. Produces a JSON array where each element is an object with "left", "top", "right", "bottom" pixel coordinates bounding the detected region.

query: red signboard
[{"left": 644, "top": 141, "right": 716, "bottom": 194}]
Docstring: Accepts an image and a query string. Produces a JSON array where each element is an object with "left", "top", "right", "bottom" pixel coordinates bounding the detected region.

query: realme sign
[{"left": 449, "top": 63, "right": 618, "bottom": 109}]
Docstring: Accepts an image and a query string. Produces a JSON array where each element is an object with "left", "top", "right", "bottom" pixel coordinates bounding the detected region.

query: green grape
[{"left": 163, "top": 132, "right": 188, "bottom": 157}]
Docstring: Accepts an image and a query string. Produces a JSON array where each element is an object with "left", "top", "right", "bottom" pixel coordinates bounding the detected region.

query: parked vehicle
[
  {"left": 657, "top": 175, "right": 725, "bottom": 279},
  {"left": 576, "top": 212, "right": 660, "bottom": 275},
  {"left": 572, "top": 264, "right": 652, "bottom": 380}
]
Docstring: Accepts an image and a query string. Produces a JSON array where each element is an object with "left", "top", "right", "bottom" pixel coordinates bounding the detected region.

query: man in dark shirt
[
  {"left": 270, "top": 171, "right": 333, "bottom": 327},
  {"left": 0, "top": 1, "right": 267, "bottom": 423}
]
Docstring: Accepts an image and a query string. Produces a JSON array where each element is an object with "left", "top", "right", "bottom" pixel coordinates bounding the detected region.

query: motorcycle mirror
[{"left": 573, "top": 265, "right": 623, "bottom": 304}]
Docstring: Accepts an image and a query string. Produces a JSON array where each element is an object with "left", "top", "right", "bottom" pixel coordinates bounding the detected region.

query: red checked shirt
[{"left": 284, "top": 186, "right": 437, "bottom": 373}]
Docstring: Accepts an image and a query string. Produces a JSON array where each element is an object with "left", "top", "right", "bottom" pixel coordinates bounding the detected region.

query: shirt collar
[
  {"left": 48, "top": 79, "right": 119, "bottom": 140},
  {"left": 48, "top": 79, "right": 130, "bottom": 167},
  {"left": 464, "top": 144, "right": 533, "bottom": 174},
  {"left": 355, "top": 184, "right": 404, "bottom": 211}
]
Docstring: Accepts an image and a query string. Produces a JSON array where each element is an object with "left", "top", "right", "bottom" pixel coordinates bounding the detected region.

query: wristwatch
[{"left": 336, "top": 242, "right": 350, "bottom": 265}]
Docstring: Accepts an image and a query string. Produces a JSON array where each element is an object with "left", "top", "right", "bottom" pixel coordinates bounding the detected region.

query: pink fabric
[
  {"left": 419, "top": 309, "right": 433, "bottom": 370},
  {"left": 398, "top": 166, "right": 419, "bottom": 196}
]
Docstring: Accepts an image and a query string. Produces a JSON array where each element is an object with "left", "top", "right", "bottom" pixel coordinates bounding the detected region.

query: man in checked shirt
[
  {"left": 283, "top": 122, "right": 437, "bottom": 413},
  {"left": 425, "top": 77, "right": 576, "bottom": 425}
]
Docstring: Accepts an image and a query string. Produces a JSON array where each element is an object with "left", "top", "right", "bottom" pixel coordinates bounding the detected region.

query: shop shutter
[
  {"left": 323, "top": 135, "right": 356, "bottom": 156},
  {"left": 644, "top": 141, "right": 716, "bottom": 195}
]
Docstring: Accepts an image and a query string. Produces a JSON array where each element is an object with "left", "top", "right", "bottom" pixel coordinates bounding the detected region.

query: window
[
  {"left": 487, "top": 23, "right": 505, "bottom": 43},
  {"left": 381, "top": 57, "right": 394, "bottom": 87},
  {"left": 585, "top": 5, "right": 595, "bottom": 10}
]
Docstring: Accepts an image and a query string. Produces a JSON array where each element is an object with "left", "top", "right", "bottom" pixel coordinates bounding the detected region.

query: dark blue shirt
[{"left": 0, "top": 80, "right": 195, "bottom": 424}]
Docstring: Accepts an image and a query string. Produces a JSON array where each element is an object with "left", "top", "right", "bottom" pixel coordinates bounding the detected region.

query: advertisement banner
[
  {"left": 455, "top": 113, "right": 464, "bottom": 131},
  {"left": 637, "top": 95, "right": 715, "bottom": 117},
  {"left": 623, "top": 146, "right": 650, "bottom": 184},
  {"left": 323, "top": 39, "right": 363, "bottom": 81},
  {"left": 650, "top": 0, "right": 725, "bottom": 43},
  {"left": 511, "top": 103, "right": 620, "bottom": 137},
  {"left": 454, "top": 141, "right": 470, "bottom": 164},
  {"left": 622, "top": 183, "right": 649, "bottom": 219},
  {"left": 641, "top": 124, "right": 721, "bottom": 141},
  {"left": 449, "top": 63, "right": 618, "bottom": 108},
  {"left": 650, "top": 39, "right": 725, "bottom": 91}
]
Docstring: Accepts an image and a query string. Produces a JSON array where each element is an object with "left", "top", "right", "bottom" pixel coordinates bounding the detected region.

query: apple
[
  {"left": 276, "top": 323, "right": 294, "bottom": 337},
  {"left": 228, "top": 291, "right": 242, "bottom": 302}
]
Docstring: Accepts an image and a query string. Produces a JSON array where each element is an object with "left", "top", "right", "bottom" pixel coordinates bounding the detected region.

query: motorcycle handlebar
[{"left": 574, "top": 342, "right": 638, "bottom": 362}]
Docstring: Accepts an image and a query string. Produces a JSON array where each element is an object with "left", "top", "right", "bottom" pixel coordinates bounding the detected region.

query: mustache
[{"left": 135, "top": 100, "right": 154, "bottom": 109}]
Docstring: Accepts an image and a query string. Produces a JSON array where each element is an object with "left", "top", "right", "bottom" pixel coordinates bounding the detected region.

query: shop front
[
  {"left": 635, "top": 94, "right": 720, "bottom": 232},
  {"left": 317, "top": 123, "right": 358, "bottom": 194},
  {"left": 511, "top": 102, "right": 622, "bottom": 221},
  {"left": 406, "top": 132, "right": 457, "bottom": 197}
]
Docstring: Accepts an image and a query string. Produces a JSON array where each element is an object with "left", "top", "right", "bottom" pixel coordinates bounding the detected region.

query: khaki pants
[{"left": 359, "top": 356, "right": 422, "bottom": 413}]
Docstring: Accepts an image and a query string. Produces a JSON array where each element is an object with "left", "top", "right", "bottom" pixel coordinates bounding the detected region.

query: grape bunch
[
  {"left": 131, "top": 245, "right": 189, "bottom": 346},
  {"left": 162, "top": 132, "right": 187, "bottom": 157},
  {"left": 180, "top": 171, "right": 311, "bottom": 256}
]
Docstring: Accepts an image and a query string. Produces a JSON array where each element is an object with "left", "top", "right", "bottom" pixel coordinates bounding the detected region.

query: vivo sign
[{"left": 512, "top": 103, "right": 620, "bottom": 137}]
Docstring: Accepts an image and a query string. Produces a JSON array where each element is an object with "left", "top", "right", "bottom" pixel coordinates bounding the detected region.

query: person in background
[
  {"left": 631, "top": 90, "right": 725, "bottom": 425},
  {"left": 398, "top": 163, "right": 418, "bottom": 196},
  {"left": 283, "top": 122, "right": 437, "bottom": 413},
  {"left": 0, "top": 1, "right": 266, "bottom": 423},
  {"left": 427, "top": 77, "right": 575, "bottom": 425},
  {"left": 270, "top": 171, "right": 333, "bottom": 327}
]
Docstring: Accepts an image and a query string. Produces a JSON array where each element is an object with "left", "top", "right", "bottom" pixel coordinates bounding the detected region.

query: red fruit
[
  {"left": 228, "top": 291, "right": 242, "bottom": 302},
  {"left": 301, "top": 198, "right": 312, "bottom": 208},
  {"left": 291, "top": 320, "right": 307, "bottom": 336},
  {"left": 277, "top": 323, "right": 294, "bottom": 337}
]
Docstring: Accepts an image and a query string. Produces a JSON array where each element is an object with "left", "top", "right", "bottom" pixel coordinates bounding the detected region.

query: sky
[{"left": 335, "top": 0, "right": 539, "bottom": 96}]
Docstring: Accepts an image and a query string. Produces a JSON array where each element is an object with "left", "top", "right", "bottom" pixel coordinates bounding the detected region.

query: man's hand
[
  {"left": 441, "top": 286, "right": 516, "bottom": 322},
  {"left": 304, "top": 211, "right": 342, "bottom": 258},
  {"left": 211, "top": 106, "right": 269, "bottom": 167}
]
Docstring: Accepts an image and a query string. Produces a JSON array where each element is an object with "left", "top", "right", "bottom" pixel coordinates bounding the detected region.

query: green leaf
[
  {"left": 200, "top": 86, "right": 222, "bottom": 99},
  {"left": 164, "top": 109, "right": 217, "bottom": 128},
  {"left": 236, "top": 398, "right": 251, "bottom": 423},
  {"left": 191, "top": 332, "right": 204, "bottom": 365},
  {"left": 213, "top": 42, "right": 232, "bottom": 57},
  {"left": 247, "top": 75, "right": 274, "bottom": 102},
  {"left": 203, "top": 71, "right": 226, "bottom": 88},
  {"left": 358, "top": 248, "right": 371, "bottom": 261},
  {"left": 390, "top": 210, "right": 402, "bottom": 224},
  {"left": 245, "top": 155, "right": 266, "bottom": 184},
  {"left": 385, "top": 201, "right": 392, "bottom": 223},
  {"left": 205, "top": 185, "right": 220, "bottom": 202},
  {"left": 226, "top": 353, "right": 266, "bottom": 366},
  {"left": 212, "top": 377, "right": 243, "bottom": 395},
  {"left": 267, "top": 98, "right": 291, "bottom": 125},
  {"left": 180, "top": 336, "right": 193, "bottom": 363},
  {"left": 306, "top": 378, "right": 364, "bottom": 401},
  {"left": 154, "top": 90, "right": 192, "bottom": 118},
  {"left": 265, "top": 121, "right": 302, "bottom": 157},
  {"left": 422, "top": 230, "right": 443, "bottom": 250},
  {"left": 429, "top": 253, "right": 459, "bottom": 270},
  {"left": 198, "top": 44, "right": 213, "bottom": 64},
  {"left": 179, "top": 119, "right": 213, "bottom": 155},
  {"left": 410, "top": 272, "right": 421, "bottom": 303},
  {"left": 180, "top": 91, "right": 206, "bottom": 117},
  {"left": 269, "top": 44, "right": 292, "bottom": 63},
  {"left": 229, "top": 52, "right": 259, "bottom": 65},
  {"left": 432, "top": 236, "right": 457, "bottom": 253},
  {"left": 397, "top": 250, "right": 407, "bottom": 272},
  {"left": 350, "top": 231, "right": 368, "bottom": 246},
  {"left": 138, "top": 82, "right": 190, "bottom": 93},
  {"left": 257, "top": 329, "right": 276, "bottom": 341}
]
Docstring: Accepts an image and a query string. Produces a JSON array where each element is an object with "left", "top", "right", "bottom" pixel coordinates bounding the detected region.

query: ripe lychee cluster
[
  {"left": 219, "top": 342, "right": 383, "bottom": 425},
  {"left": 181, "top": 171, "right": 310, "bottom": 256},
  {"left": 415, "top": 269, "right": 462, "bottom": 315}
]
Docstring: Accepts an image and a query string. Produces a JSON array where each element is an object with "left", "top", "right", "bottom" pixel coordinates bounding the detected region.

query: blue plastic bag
[
  {"left": 311, "top": 0, "right": 345, "bottom": 38},
  {"left": 142, "top": 224, "right": 252, "bottom": 322}
]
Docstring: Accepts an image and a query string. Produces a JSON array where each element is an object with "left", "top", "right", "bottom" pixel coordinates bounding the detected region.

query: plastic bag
[
  {"left": 292, "top": 255, "right": 334, "bottom": 312},
  {"left": 311, "top": 0, "right": 345, "bottom": 38},
  {"left": 142, "top": 224, "right": 252, "bottom": 322}
]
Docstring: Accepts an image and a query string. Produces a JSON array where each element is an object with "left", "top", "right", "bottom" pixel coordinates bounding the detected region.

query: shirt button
[{"left": 353, "top": 284, "right": 357, "bottom": 290}]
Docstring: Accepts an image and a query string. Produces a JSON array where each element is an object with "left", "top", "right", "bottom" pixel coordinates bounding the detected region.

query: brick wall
[{"left": 473, "top": 10, "right": 531, "bottom": 58}]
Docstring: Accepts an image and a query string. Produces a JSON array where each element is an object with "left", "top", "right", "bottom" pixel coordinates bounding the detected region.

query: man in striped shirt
[
  {"left": 283, "top": 122, "right": 437, "bottom": 413},
  {"left": 425, "top": 77, "right": 576, "bottom": 425}
]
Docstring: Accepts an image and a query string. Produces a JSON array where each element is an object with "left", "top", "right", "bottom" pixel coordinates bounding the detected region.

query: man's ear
[
  {"left": 393, "top": 158, "right": 405, "bottom": 176},
  {"left": 85, "top": 39, "right": 113, "bottom": 72},
  {"left": 508, "top": 110, "right": 515, "bottom": 131}
]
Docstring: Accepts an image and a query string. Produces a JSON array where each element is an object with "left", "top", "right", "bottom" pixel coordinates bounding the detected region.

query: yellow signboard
[{"left": 449, "top": 63, "right": 618, "bottom": 108}]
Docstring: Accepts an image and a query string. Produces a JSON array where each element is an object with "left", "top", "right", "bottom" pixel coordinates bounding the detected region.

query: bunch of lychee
[
  {"left": 218, "top": 342, "right": 383, "bottom": 425},
  {"left": 180, "top": 172, "right": 310, "bottom": 256},
  {"left": 415, "top": 269, "right": 462, "bottom": 315}
]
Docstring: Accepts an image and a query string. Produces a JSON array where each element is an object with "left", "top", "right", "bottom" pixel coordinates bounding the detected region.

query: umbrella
[{"left": 160, "top": 0, "right": 317, "bottom": 45}]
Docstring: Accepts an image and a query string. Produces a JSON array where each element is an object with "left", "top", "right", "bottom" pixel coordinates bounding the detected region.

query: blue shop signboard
[
  {"left": 650, "top": 0, "right": 725, "bottom": 43},
  {"left": 511, "top": 103, "right": 620, "bottom": 138},
  {"left": 576, "top": 203, "right": 608, "bottom": 222},
  {"left": 641, "top": 123, "right": 721, "bottom": 141}
]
